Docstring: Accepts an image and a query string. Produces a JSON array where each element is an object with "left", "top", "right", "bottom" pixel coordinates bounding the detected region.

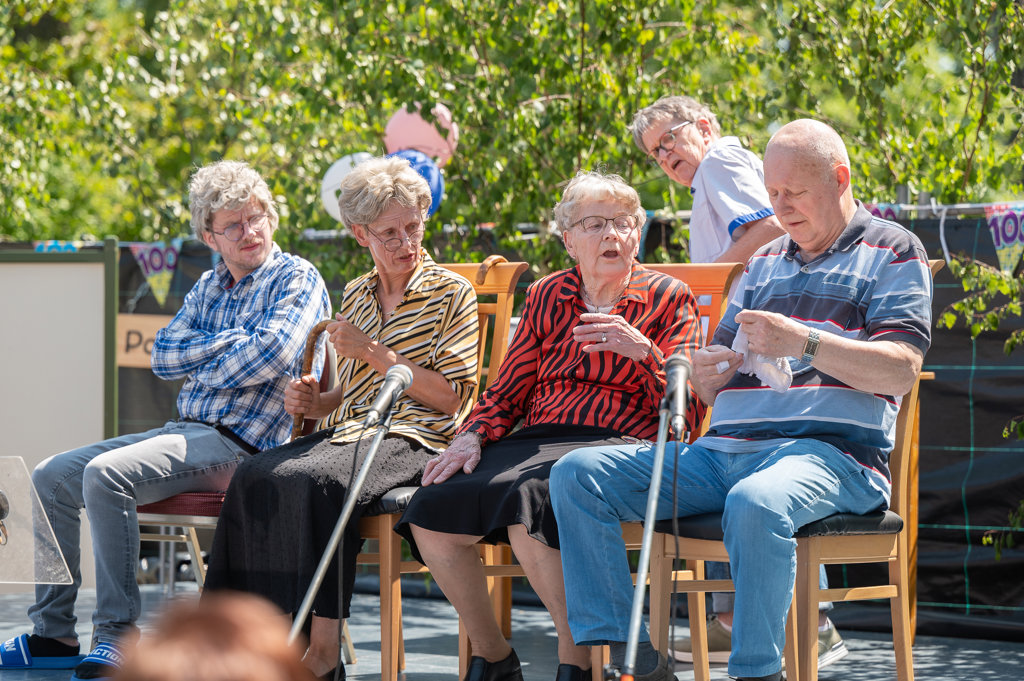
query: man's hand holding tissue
[{"left": 692, "top": 345, "right": 743, "bottom": 406}]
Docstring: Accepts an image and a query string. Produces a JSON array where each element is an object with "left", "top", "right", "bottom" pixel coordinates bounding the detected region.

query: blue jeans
[
  {"left": 708, "top": 562, "right": 829, "bottom": 613},
  {"left": 550, "top": 438, "right": 886, "bottom": 679},
  {"left": 29, "top": 421, "right": 248, "bottom": 647}
]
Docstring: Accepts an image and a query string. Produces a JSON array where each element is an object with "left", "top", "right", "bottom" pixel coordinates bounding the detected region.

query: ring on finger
[{"left": 602, "top": 333, "right": 607, "bottom": 343}]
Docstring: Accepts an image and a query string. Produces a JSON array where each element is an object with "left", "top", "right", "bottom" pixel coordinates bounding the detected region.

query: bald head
[{"left": 766, "top": 119, "right": 850, "bottom": 182}]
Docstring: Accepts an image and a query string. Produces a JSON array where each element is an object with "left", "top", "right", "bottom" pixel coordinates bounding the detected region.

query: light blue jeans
[
  {"left": 708, "top": 561, "right": 829, "bottom": 613},
  {"left": 29, "top": 421, "right": 248, "bottom": 647},
  {"left": 550, "top": 438, "right": 886, "bottom": 679}
]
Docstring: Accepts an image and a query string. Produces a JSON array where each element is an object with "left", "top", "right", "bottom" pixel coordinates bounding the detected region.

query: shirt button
[{"left": 801, "top": 265, "right": 810, "bottom": 273}]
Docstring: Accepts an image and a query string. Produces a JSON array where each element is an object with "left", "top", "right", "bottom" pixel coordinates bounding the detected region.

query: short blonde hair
[
  {"left": 188, "top": 160, "right": 278, "bottom": 239},
  {"left": 628, "top": 96, "right": 721, "bottom": 153},
  {"left": 337, "top": 155, "right": 432, "bottom": 226},
  {"left": 553, "top": 170, "right": 646, "bottom": 236}
]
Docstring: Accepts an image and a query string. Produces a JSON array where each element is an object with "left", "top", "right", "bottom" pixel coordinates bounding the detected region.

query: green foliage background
[{"left": 3, "top": 0, "right": 1023, "bottom": 280}]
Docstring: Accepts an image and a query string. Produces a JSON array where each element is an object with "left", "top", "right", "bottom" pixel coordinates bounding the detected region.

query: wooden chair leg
[
  {"left": 591, "top": 646, "right": 609, "bottom": 681},
  {"left": 795, "top": 540, "right": 820, "bottom": 681},
  {"left": 340, "top": 620, "right": 357, "bottom": 665},
  {"left": 688, "top": 560, "right": 711, "bottom": 681},
  {"left": 891, "top": 532, "right": 916, "bottom": 681},
  {"left": 377, "top": 515, "right": 403, "bottom": 681},
  {"left": 184, "top": 526, "right": 207, "bottom": 588},
  {"left": 647, "top": 535, "right": 672, "bottom": 654},
  {"left": 783, "top": 596, "right": 799, "bottom": 681}
]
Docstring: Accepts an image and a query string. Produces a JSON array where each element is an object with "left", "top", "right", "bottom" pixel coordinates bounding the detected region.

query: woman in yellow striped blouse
[{"left": 204, "top": 156, "right": 479, "bottom": 681}]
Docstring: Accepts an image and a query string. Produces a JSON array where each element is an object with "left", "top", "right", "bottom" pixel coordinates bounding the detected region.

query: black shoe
[
  {"left": 555, "top": 663, "right": 590, "bottom": 681},
  {"left": 463, "top": 649, "right": 523, "bottom": 681}
]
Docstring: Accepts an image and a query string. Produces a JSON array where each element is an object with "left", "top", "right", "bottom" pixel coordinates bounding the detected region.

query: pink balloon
[{"left": 383, "top": 103, "right": 459, "bottom": 168}]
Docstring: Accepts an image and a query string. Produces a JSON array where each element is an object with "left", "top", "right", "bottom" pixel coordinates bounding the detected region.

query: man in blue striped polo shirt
[
  {"left": 10, "top": 161, "right": 331, "bottom": 680},
  {"left": 551, "top": 119, "right": 932, "bottom": 681}
]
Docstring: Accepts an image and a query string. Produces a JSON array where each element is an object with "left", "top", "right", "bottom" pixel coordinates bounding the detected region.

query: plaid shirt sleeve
[{"left": 153, "top": 265, "right": 330, "bottom": 389}]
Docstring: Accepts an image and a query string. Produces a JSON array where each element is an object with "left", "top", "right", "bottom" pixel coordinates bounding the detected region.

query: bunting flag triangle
[
  {"left": 129, "top": 238, "right": 182, "bottom": 306},
  {"left": 985, "top": 205, "right": 1024, "bottom": 274}
]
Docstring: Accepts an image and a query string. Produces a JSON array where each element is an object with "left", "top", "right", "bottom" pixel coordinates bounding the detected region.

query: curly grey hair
[
  {"left": 188, "top": 160, "right": 278, "bottom": 240},
  {"left": 337, "top": 155, "right": 431, "bottom": 226},
  {"left": 628, "top": 95, "right": 721, "bottom": 153},
  {"left": 553, "top": 170, "right": 646, "bottom": 238}
]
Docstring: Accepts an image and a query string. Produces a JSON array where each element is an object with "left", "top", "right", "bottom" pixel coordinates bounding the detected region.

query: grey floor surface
[{"left": 2, "top": 585, "right": 1023, "bottom": 680}]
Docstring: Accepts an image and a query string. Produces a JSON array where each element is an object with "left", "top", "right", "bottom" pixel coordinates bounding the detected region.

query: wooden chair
[
  {"left": 462, "top": 261, "right": 743, "bottom": 681},
  {"left": 138, "top": 255, "right": 528, "bottom": 681},
  {"left": 647, "top": 259, "right": 944, "bottom": 681}
]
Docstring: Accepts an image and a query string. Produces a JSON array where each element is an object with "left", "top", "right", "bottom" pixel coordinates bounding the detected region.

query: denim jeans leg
[
  {"left": 711, "top": 563, "right": 830, "bottom": 614},
  {"left": 81, "top": 421, "right": 245, "bottom": 645},
  {"left": 551, "top": 440, "right": 725, "bottom": 646},
  {"left": 722, "top": 440, "right": 887, "bottom": 679},
  {"left": 29, "top": 428, "right": 166, "bottom": 642}
]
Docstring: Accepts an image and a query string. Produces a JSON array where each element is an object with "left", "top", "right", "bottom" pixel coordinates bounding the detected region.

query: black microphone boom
[
  {"left": 663, "top": 354, "right": 692, "bottom": 440},
  {"left": 363, "top": 364, "right": 414, "bottom": 428}
]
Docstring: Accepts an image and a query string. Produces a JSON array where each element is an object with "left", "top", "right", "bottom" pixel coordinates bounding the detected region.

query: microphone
[
  {"left": 663, "top": 354, "right": 692, "bottom": 440},
  {"left": 363, "top": 364, "right": 414, "bottom": 428}
]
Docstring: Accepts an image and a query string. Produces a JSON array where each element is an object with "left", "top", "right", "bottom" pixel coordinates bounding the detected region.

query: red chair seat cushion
[{"left": 137, "top": 491, "right": 226, "bottom": 517}]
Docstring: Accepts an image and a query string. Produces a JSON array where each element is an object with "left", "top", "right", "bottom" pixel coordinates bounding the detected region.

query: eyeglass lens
[
  {"left": 650, "top": 121, "right": 692, "bottom": 158},
  {"left": 369, "top": 219, "right": 424, "bottom": 252},
  {"left": 216, "top": 214, "right": 267, "bottom": 241},
  {"left": 577, "top": 215, "right": 638, "bottom": 234}
]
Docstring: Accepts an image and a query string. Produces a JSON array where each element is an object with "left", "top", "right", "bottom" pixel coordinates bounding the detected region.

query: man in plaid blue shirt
[{"left": 10, "top": 161, "right": 331, "bottom": 679}]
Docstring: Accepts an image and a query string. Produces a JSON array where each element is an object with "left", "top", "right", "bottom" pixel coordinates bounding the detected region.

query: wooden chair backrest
[
  {"left": 644, "top": 262, "right": 743, "bottom": 341},
  {"left": 440, "top": 256, "right": 529, "bottom": 396},
  {"left": 883, "top": 259, "right": 943, "bottom": 519}
]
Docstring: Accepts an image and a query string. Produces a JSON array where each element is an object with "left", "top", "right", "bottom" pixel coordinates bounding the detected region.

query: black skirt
[
  {"left": 205, "top": 427, "right": 431, "bottom": 619},
  {"left": 395, "top": 423, "right": 632, "bottom": 563}
]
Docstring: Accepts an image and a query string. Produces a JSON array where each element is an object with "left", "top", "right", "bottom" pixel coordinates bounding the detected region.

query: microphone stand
[
  {"left": 619, "top": 399, "right": 683, "bottom": 681},
  {"left": 288, "top": 409, "right": 395, "bottom": 645}
]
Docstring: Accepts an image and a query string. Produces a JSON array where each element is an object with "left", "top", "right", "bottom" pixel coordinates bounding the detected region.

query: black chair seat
[
  {"left": 794, "top": 510, "right": 903, "bottom": 537},
  {"left": 653, "top": 509, "right": 903, "bottom": 541},
  {"left": 365, "top": 485, "right": 418, "bottom": 516}
]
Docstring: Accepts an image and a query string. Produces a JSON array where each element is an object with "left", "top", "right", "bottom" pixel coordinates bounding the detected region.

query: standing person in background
[
  {"left": 630, "top": 95, "right": 784, "bottom": 266},
  {"left": 1, "top": 160, "right": 331, "bottom": 681},
  {"left": 630, "top": 96, "right": 843, "bottom": 668}
]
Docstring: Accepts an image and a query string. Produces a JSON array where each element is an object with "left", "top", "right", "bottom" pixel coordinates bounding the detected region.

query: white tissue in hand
[{"left": 732, "top": 327, "right": 793, "bottom": 392}]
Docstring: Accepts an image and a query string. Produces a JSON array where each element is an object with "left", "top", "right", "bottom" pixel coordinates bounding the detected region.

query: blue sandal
[
  {"left": 70, "top": 641, "right": 124, "bottom": 681},
  {"left": 0, "top": 633, "right": 85, "bottom": 669}
]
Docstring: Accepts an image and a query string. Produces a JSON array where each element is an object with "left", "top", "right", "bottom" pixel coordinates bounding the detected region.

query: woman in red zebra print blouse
[{"left": 396, "top": 170, "right": 705, "bottom": 681}]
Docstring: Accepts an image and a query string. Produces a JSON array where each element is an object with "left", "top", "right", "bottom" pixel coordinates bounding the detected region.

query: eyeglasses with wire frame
[
  {"left": 572, "top": 214, "right": 641, "bottom": 235},
  {"left": 210, "top": 213, "right": 269, "bottom": 242},
  {"left": 366, "top": 218, "right": 426, "bottom": 252},
  {"left": 647, "top": 120, "right": 694, "bottom": 160}
]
